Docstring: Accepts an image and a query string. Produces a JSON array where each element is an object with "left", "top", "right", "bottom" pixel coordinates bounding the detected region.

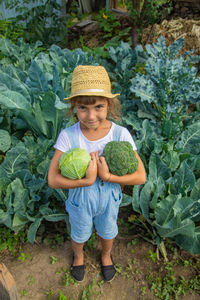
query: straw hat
[{"left": 64, "top": 65, "right": 120, "bottom": 100}]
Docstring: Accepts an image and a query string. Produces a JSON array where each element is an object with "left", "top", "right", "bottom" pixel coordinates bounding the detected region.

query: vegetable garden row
[{"left": 0, "top": 36, "right": 200, "bottom": 256}]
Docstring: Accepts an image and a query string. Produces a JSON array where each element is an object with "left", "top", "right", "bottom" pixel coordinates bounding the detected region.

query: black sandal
[
  {"left": 101, "top": 256, "right": 116, "bottom": 282},
  {"left": 70, "top": 256, "right": 85, "bottom": 282}
]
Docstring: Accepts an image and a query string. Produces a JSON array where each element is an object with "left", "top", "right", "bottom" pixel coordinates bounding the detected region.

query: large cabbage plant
[
  {"left": 59, "top": 148, "right": 90, "bottom": 179},
  {"left": 0, "top": 39, "right": 104, "bottom": 243},
  {"left": 121, "top": 36, "right": 200, "bottom": 256}
]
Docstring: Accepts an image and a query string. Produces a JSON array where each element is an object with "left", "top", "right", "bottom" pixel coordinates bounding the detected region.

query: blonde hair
[{"left": 67, "top": 96, "right": 121, "bottom": 121}]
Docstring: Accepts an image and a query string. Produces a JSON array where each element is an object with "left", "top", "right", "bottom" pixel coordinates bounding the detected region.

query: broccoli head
[{"left": 102, "top": 141, "right": 139, "bottom": 176}]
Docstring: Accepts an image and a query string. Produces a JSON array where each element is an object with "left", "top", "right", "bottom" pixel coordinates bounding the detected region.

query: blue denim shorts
[{"left": 65, "top": 177, "right": 122, "bottom": 243}]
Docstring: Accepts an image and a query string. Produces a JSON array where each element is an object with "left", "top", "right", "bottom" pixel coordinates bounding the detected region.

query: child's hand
[
  {"left": 96, "top": 151, "right": 111, "bottom": 182},
  {"left": 85, "top": 152, "right": 97, "bottom": 185}
]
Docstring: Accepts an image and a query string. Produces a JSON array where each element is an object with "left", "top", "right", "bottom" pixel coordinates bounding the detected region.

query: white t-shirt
[{"left": 54, "top": 121, "right": 137, "bottom": 155}]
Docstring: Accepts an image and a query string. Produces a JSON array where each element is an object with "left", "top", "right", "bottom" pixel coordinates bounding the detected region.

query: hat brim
[{"left": 64, "top": 92, "right": 120, "bottom": 101}]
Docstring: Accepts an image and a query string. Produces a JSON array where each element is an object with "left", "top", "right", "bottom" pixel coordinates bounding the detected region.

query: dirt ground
[
  {"left": 1, "top": 208, "right": 200, "bottom": 300},
  {"left": 68, "top": 7, "right": 200, "bottom": 57}
]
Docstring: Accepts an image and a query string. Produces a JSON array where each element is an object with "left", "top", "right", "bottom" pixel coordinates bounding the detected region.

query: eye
[
  {"left": 77, "top": 105, "right": 86, "bottom": 111},
  {"left": 96, "top": 105, "right": 104, "bottom": 110}
]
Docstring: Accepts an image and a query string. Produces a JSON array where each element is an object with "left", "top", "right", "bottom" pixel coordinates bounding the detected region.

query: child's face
[{"left": 75, "top": 99, "right": 108, "bottom": 129}]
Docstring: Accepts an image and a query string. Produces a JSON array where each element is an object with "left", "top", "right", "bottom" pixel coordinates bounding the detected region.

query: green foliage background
[{"left": 0, "top": 32, "right": 200, "bottom": 254}]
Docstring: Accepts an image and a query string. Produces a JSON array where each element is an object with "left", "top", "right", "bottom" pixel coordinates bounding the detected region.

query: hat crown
[{"left": 71, "top": 65, "right": 111, "bottom": 95}]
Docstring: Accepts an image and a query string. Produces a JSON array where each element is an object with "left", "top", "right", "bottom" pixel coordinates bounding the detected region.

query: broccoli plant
[{"left": 103, "top": 141, "right": 139, "bottom": 176}]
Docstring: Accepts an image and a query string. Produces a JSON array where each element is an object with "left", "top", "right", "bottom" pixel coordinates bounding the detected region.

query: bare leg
[
  {"left": 71, "top": 239, "right": 84, "bottom": 266},
  {"left": 99, "top": 237, "right": 114, "bottom": 266}
]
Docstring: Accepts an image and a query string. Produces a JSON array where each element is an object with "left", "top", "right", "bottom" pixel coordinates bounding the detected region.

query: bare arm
[
  {"left": 48, "top": 149, "right": 97, "bottom": 189},
  {"left": 96, "top": 151, "right": 146, "bottom": 186}
]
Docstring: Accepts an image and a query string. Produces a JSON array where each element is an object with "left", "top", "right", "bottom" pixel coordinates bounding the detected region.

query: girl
[{"left": 48, "top": 65, "right": 146, "bottom": 282}]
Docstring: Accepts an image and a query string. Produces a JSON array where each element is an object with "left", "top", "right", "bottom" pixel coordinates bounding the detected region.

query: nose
[{"left": 88, "top": 109, "right": 95, "bottom": 120}]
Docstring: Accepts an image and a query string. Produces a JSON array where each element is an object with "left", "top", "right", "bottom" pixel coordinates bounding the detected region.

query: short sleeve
[
  {"left": 54, "top": 129, "right": 71, "bottom": 152},
  {"left": 120, "top": 127, "right": 137, "bottom": 150}
]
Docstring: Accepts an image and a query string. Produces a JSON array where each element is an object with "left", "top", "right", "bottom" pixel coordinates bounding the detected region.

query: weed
[
  {"left": 115, "top": 263, "right": 123, "bottom": 275},
  {"left": 115, "top": 260, "right": 138, "bottom": 279},
  {"left": 28, "top": 275, "right": 35, "bottom": 285},
  {"left": 59, "top": 290, "right": 68, "bottom": 300},
  {"left": 51, "top": 255, "right": 58, "bottom": 264},
  {"left": 140, "top": 286, "right": 147, "bottom": 296},
  {"left": 148, "top": 250, "right": 157, "bottom": 263},
  {"left": 62, "top": 266, "right": 78, "bottom": 287},
  {"left": 19, "top": 289, "right": 27, "bottom": 298},
  {"left": 17, "top": 252, "right": 30, "bottom": 263},
  {"left": 81, "top": 276, "right": 104, "bottom": 300},
  {"left": 46, "top": 234, "right": 65, "bottom": 249},
  {"left": 127, "top": 238, "right": 139, "bottom": 247},
  {"left": 46, "top": 289, "right": 54, "bottom": 298},
  {"left": 0, "top": 227, "right": 26, "bottom": 256},
  {"left": 147, "top": 261, "right": 200, "bottom": 300}
]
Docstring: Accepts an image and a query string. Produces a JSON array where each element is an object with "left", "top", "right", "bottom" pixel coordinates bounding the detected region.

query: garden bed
[
  {"left": 0, "top": 2, "right": 200, "bottom": 300},
  {"left": 1, "top": 209, "right": 200, "bottom": 300}
]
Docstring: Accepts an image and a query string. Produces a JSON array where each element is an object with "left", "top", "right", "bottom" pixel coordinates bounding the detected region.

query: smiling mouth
[{"left": 88, "top": 121, "right": 97, "bottom": 124}]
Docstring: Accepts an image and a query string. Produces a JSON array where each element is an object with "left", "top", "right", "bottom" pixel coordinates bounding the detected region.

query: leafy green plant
[
  {"left": 127, "top": 237, "right": 139, "bottom": 247},
  {"left": 115, "top": 259, "right": 140, "bottom": 279},
  {"left": 46, "top": 289, "right": 54, "bottom": 299},
  {"left": 59, "top": 290, "right": 68, "bottom": 300},
  {"left": 59, "top": 148, "right": 91, "bottom": 179},
  {"left": 147, "top": 262, "right": 200, "bottom": 299},
  {"left": 0, "top": 16, "right": 23, "bottom": 44},
  {"left": 126, "top": 0, "right": 172, "bottom": 25},
  {"left": 28, "top": 275, "right": 35, "bottom": 286},
  {"left": 140, "top": 286, "right": 147, "bottom": 296},
  {"left": 123, "top": 37, "right": 200, "bottom": 255},
  {"left": 0, "top": 38, "right": 45, "bottom": 70},
  {"left": 81, "top": 277, "right": 104, "bottom": 300},
  {"left": 62, "top": 266, "right": 77, "bottom": 287},
  {"left": 17, "top": 252, "right": 30, "bottom": 262},
  {"left": 0, "top": 227, "right": 26, "bottom": 256},
  {"left": 124, "top": 0, "right": 173, "bottom": 48},
  {"left": 94, "top": 8, "right": 121, "bottom": 38},
  {"left": 0, "top": 38, "right": 103, "bottom": 243},
  {"left": 131, "top": 37, "right": 200, "bottom": 126},
  {"left": 148, "top": 250, "right": 157, "bottom": 263},
  {"left": 19, "top": 289, "right": 28, "bottom": 298},
  {"left": 51, "top": 255, "right": 58, "bottom": 264},
  {"left": 107, "top": 40, "right": 147, "bottom": 104},
  {"left": 103, "top": 141, "right": 139, "bottom": 175},
  {"left": 0, "top": 35, "right": 199, "bottom": 257},
  {"left": 45, "top": 233, "right": 65, "bottom": 249},
  {"left": 1, "top": 0, "right": 67, "bottom": 47},
  {"left": 79, "top": 27, "right": 131, "bottom": 59}
]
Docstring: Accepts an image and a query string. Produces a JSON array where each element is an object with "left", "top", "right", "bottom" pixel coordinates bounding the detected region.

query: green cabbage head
[
  {"left": 59, "top": 148, "right": 91, "bottom": 179},
  {"left": 103, "top": 141, "right": 139, "bottom": 176}
]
